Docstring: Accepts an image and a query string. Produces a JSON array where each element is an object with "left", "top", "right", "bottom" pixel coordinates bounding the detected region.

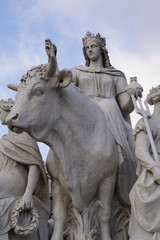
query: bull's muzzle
[{"left": 6, "top": 113, "right": 23, "bottom": 133}]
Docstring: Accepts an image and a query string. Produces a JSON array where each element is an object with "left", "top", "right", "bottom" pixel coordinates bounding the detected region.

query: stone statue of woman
[
  {"left": 70, "top": 32, "right": 142, "bottom": 239},
  {"left": 0, "top": 99, "right": 50, "bottom": 240},
  {"left": 71, "top": 32, "right": 138, "bottom": 196},
  {"left": 129, "top": 85, "right": 160, "bottom": 240}
]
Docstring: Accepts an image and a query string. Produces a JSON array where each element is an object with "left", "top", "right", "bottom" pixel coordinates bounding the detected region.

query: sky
[{"left": 0, "top": 0, "right": 160, "bottom": 160}]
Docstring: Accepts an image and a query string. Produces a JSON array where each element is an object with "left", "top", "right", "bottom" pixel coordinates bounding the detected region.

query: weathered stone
[{"left": 6, "top": 33, "right": 142, "bottom": 240}]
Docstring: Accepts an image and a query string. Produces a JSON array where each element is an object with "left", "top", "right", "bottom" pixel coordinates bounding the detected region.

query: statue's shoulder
[
  {"left": 134, "top": 118, "right": 146, "bottom": 134},
  {"left": 71, "top": 66, "right": 92, "bottom": 82},
  {"left": 71, "top": 66, "right": 126, "bottom": 81},
  {"left": 100, "top": 67, "right": 126, "bottom": 79},
  {"left": 134, "top": 116, "right": 157, "bottom": 139}
]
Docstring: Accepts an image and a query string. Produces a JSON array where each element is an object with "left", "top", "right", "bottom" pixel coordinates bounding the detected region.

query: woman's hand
[
  {"left": 20, "top": 192, "right": 33, "bottom": 210},
  {"left": 151, "top": 165, "right": 160, "bottom": 184},
  {"left": 45, "top": 39, "right": 57, "bottom": 60},
  {"left": 127, "top": 77, "right": 143, "bottom": 98}
]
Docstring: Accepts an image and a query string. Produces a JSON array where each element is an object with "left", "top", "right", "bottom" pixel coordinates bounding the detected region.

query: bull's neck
[
  {"left": 40, "top": 86, "right": 98, "bottom": 151},
  {"left": 38, "top": 112, "right": 74, "bottom": 151},
  {"left": 51, "top": 117, "right": 74, "bottom": 149}
]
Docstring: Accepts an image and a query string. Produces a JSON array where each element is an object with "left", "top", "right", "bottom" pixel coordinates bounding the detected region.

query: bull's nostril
[
  {"left": 6, "top": 113, "right": 19, "bottom": 125},
  {"left": 12, "top": 113, "right": 19, "bottom": 120}
]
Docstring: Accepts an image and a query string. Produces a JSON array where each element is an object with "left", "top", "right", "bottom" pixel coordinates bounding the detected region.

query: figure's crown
[
  {"left": 0, "top": 98, "right": 14, "bottom": 123},
  {"left": 82, "top": 32, "right": 106, "bottom": 47},
  {"left": 148, "top": 85, "right": 160, "bottom": 95},
  {"left": 146, "top": 85, "right": 160, "bottom": 105},
  {"left": 0, "top": 98, "right": 14, "bottom": 112}
]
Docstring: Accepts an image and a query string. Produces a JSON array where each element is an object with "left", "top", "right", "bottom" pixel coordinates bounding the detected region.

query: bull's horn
[{"left": 7, "top": 84, "right": 20, "bottom": 91}]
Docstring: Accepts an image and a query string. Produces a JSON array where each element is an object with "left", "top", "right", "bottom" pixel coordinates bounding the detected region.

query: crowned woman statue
[
  {"left": 71, "top": 32, "right": 138, "bottom": 197},
  {"left": 70, "top": 32, "right": 142, "bottom": 239}
]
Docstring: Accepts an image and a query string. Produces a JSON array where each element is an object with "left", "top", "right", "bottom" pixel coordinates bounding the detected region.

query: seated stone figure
[
  {"left": 0, "top": 99, "right": 50, "bottom": 240},
  {"left": 129, "top": 85, "right": 160, "bottom": 240}
]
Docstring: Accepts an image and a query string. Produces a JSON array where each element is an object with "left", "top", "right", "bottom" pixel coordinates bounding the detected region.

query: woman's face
[{"left": 85, "top": 40, "right": 102, "bottom": 62}]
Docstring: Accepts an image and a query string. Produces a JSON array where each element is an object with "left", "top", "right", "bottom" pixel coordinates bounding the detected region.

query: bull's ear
[
  {"left": 58, "top": 69, "right": 72, "bottom": 88},
  {"left": 7, "top": 84, "right": 20, "bottom": 91}
]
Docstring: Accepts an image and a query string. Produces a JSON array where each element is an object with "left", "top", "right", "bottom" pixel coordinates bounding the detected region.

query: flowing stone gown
[
  {"left": 72, "top": 66, "right": 137, "bottom": 239},
  {"left": 72, "top": 66, "right": 137, "bottom": 201}
]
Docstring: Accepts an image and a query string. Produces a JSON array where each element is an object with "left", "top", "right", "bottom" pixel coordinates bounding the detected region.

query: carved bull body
[{"left": 7, "top": 43, "right": 131, "bottom": 240}]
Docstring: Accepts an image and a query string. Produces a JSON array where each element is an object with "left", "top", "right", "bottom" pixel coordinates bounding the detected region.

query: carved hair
[
  {"left": 146, "top": 85, "right": 160, "bottom": 105},
  {"left": 20, "top": 64, "right": 49, "bottom": 87},
  {"left": 82, "top": 32, "right": 112, "bottom": 67}
]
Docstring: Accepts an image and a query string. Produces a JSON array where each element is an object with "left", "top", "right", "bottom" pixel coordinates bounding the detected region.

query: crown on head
[
  {"left": 146, "top": 85, "right": 160, "bottom": 105},
  {"left": 0, "top": 98, "right": 14, "bottom": 112},
  {"left": 82, "top": 31, "right": 106, "bottom": 47},
  {"left": 0, "top": 98, "right": 14, "bottom": 124}
]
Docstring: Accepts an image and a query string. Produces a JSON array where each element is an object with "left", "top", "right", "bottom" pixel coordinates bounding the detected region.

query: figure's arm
[
  {"left": 135, "top": 130, "right": 160, "bottom": 181},
  {"left": 116, "top": 75, "right": 143, "bottom": 114},
  {"left": 45, "top": 39, "right": 59, "bottom": 76},
  {"left": 21, "top": 165, "right": 40, "bottom": 209},
  {"left": 117, "top": 91, "right": 134, "bottom": 114},
  {"left": 71, "top": 68, "right": 78, "bottom": 86}
]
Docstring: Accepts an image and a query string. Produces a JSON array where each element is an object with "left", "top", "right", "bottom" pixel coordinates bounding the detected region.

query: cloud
[
  {"left": 0, "top": 33, "right": 46, "bottom": 79},
  {"left": 110, "top": 48, "right": 158, "bottom": 127},
  {"left": 111, "top": 48, "right": 160, "bottom": 94}
]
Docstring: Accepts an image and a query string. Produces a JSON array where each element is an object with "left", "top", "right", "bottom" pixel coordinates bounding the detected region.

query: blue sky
[{"left": 0, "top": 0, "right": 160, "bottom": 159}]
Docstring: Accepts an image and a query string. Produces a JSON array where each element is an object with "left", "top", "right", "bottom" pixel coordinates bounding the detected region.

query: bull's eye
[{"left": 33, "top": 88, "right": 43, "bottom": 96}]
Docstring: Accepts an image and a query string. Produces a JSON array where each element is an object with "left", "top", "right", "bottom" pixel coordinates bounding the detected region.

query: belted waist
[{"left": 88, "top": 94, "right": 112, "bottom": 99}]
